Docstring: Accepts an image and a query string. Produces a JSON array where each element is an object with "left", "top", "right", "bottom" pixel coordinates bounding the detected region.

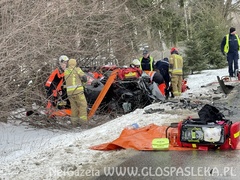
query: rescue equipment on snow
[
  {"left": 176, "top": 104, "right": 240, "bottom": 150},
  {"left": 91, "top": 104, "right": 240, "bottom": 151},
  {"left": 177, "top": 118, "right": 240, "bottom": 150}
]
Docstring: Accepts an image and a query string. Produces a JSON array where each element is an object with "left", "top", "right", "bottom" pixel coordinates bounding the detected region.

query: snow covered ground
[{"left": 0, "top": 66, "right": 238, "bottom": 179}]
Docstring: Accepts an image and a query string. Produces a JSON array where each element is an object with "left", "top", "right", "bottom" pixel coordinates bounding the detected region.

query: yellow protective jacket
[
  {"left": 64, "top": 67, "right": 85, "bottom": 95},
  {"left": 139, "top": 56, "right": 154, "bottom": 71},
  {"left": 169, "top": 54, "right": 183, "bottom": 75},
  {"left": 223, "top": 34, "right": 240, "bottom": 53}
]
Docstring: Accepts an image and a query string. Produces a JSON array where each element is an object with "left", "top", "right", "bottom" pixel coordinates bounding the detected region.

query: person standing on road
[
  {"left": 221, "top": 27, "right": 240, "bottom": 77},
  {"left": 169, "top": 47, "right": 183, "bottom": 97},
  {"left": 64, "top": 59, "right": 88, "bottom": 127}
]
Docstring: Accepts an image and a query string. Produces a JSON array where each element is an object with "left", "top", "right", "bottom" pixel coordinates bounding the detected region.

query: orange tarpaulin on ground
[{"left": 90, "top": 124, "right": 240, "bottom": 151}]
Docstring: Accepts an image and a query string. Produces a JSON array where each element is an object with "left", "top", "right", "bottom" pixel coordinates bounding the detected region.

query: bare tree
[{"left": 0, "top": 0, "right": 149, "bottom": 124}]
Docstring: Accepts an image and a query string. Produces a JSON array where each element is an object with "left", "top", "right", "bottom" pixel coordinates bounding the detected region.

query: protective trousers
[
  {"left": 171, "top": 75, "right": 183, "bottom": 96},
  {"left": 227, "top": 52, "right": 239, "bottom": 77},
  {"left": 68, "top": 92, "right": 88, "bottom": 125}
]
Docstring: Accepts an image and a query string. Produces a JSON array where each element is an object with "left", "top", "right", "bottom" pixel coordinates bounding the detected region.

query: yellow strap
[
  {"left": 67, "top": 86, "right": 83, "bottom": 91},
  {"left": 67, "top": 85, "right": 82, "bottom": 89},
  {"left": 192, "top": 144, "right": 197, "bottom": 148},
  {"left": 234, "top": 131, "right": 240, "bottom": 138}
]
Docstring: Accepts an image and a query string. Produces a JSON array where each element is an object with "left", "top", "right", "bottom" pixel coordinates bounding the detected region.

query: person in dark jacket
[
  {"left": 155, "top": 57, "right": 172, "bottom": 99},
  {"left": 221, "top": 27, "right": 240, "bottom": 77},
  {"left": 139, "top": 50, "right": 155, "bottom": 71}
]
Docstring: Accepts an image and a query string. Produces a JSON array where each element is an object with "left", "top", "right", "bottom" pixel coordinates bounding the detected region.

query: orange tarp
[
  {"left": 90, "top": 123, "right": 240, "bottom": 151},
  {"left": 50, "top": 109, "right": 71, "bottom": 117}
]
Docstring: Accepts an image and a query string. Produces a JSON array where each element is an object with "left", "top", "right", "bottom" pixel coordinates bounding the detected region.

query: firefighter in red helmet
[{"left": 169, "top": 47, "right": 183, "bottom": 97}]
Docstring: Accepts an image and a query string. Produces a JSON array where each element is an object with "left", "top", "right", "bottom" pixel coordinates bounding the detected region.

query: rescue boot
[
  {"left": 78, "top": 119, "right": 89, "bottom": 129},
  {"left": 70, "top": 117, "right": 79, "bottom": 128},
  {"left": 165, "top": 89, "right": 169, "bottom": 100}
]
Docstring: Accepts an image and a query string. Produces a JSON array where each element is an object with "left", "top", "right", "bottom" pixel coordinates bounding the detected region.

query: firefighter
[
  {"left": 139, "top": 50, "right": 155, "bottom": 71},
  {"left": 64, "top": 58, "right": 88, "bottom": 127},
  {"left": 145, "top": 71, "right": 164, "bottom": 85},
  {"left": 145, "top": 70, "right": 165, "bottom": 95},
  {"left": 131, "top": 59, "right": 141, "bottom": 68},
  {"left": 129, "top": 58, "right": 165, "bottom": 95},
  {"left": 169, "top": 47, "right": 183, "bottom": 97},
  {"left": 45, "top": 55, "right": 70, "bottom": 109},
  {"left": 130, "top": 57, "right": 164, "bottom": 95}
]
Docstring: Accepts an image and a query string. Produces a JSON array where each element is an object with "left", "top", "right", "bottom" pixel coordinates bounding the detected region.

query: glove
[
  {"left": 81, "top": 75, "right": 87, "bottom": 83},
  {"left": 58, "top": 90, "right": 62, "bottom": 95},
  {"left": 91, "top": 80, "right": 100, "bottom": 87}
]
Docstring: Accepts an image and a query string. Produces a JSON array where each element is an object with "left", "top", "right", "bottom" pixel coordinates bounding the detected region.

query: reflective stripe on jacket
[
  {"left": 224, "top": 34, "right": 240, "bottom": 53},
  {"left": 64, "top": 67, "right": 85, "bottom": 95},
  {"left": 139, "top": 56, "right": 154, "bottom": 71},
  {"left": 169, "top": 54, "right": 183, "bottom": 75}
]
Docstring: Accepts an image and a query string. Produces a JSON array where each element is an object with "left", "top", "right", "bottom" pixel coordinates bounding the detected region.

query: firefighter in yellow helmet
[
  {"left": 64, "top": 59, "right": 88, "bottom": 127},
  {"left": 169, "top": 47, "right": 183, "bottom": 97},
  {"left": 131, "top": 59, "right": 141, "bottom": 68}
]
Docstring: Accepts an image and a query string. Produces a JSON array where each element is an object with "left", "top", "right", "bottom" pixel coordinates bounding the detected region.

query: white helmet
[
  {"left": 59, "top": 55, "right": 69, "bottom": 63},
  {"left": 132, "top": 59, "right": 141, "bottom": 66}
]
